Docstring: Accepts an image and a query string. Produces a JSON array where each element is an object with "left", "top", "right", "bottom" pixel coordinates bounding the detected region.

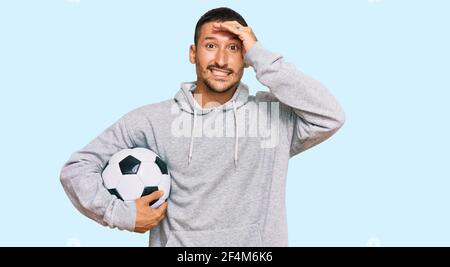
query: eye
[
  {"left": 206, "top": 43, "right": 216, "bottom": 49},
  {"left": 229, "top": 44, "right": 240, "bottom": 52}
]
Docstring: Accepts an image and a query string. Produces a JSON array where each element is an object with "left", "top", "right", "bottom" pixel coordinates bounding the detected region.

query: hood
[
  {"left": 174, "top": 81, "right": 249, "bottom": 115},
  {"left": 173, "top": 81, "right": 250, "bottom": 167}
]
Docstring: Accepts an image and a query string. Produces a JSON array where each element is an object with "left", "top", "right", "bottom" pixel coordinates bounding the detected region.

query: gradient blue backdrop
[{"left": 1, "top": 0, "right": 449, "bottom": 246}]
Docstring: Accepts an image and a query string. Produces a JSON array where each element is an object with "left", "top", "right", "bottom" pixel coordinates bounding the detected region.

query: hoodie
[{"left": 60, "top": 42, "right": 345, "bottom": 246}]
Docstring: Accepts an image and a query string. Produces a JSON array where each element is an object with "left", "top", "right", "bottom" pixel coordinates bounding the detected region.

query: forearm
[
  {"left": 59, "top": 117, "right": 137, "bottom": 231},
  {"left": 244, "top": 42, "right": 345, "bottom": 129}
]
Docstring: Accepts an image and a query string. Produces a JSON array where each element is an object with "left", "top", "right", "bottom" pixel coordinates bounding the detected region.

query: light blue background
[{"left": 1, "top": 0, "right": 449, "bottom": 247}]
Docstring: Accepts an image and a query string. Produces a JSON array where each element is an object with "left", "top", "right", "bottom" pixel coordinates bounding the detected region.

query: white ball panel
[
  {"left": 150, "top": 174, "right": 171, "bottom": 208},
  {"left": 115, "top": 175, "right": 145, "bottom": 201},
  {"left": 137, "top": 162, "right": 162, "bottom": 186},
  {"left": 101, "top": 163, "right": 122, "bottom": 189},
  {"left": 159, "top": 174, "right": 171, "bottom": 200}
]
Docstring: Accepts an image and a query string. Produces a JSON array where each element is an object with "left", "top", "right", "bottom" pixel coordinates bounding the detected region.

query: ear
[{"left": 189, "top": 44, "right": 196, "bottom": 64}]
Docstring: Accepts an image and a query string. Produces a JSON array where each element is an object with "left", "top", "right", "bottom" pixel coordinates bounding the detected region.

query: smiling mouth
[{"left": 209, "top": 67, "right": 232, "bottom": 78}]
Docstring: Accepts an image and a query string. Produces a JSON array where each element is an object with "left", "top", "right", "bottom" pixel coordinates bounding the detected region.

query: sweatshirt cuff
[
  {"left": 244, "top": 42, "right": 282, "bottom": 72},
  {"left": 107, "top": 199, "right": 136, "bottom": 232}
]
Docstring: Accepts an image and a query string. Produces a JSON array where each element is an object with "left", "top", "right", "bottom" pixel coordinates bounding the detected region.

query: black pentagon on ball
[
  {"left": 155, "top": 156, "right": 168, "bottom": 175},
  {"left": 119, "top": 155, "right": 141, "bottom": 175},
  {"left": 142, "top": 186, "right": 159, "bottom": 206},
  {"left": 108, "top": 188, "right": 123, "bottom": 201}
]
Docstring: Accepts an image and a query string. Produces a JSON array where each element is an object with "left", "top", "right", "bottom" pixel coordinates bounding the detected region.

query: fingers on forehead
[{"left": 215, "top": 20, "right": 241, "bottom": 26}]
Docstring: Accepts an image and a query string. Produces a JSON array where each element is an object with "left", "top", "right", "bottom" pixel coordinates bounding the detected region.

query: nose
[{"left": 214, "top": 47, "right": 228, "bottom": 66}]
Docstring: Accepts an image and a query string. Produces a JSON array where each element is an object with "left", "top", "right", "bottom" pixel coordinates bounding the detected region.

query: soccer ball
[{"left": 101, "top": 147, "right": 171, "bottom": 208}]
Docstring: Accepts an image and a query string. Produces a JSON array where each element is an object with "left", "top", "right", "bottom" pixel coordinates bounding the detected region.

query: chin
[{"left": 204, "top": 79, "right": 238, "bottom": 94}]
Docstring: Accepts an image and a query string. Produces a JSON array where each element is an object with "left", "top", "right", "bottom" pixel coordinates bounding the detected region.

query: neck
[{"left": 192, "top": 81, "right": 238, "bottom": 108}]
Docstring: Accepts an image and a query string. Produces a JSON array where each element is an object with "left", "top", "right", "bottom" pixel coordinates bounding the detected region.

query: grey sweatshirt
[{"left": 60, "top": 42, "right": 345, "bottom": 246}]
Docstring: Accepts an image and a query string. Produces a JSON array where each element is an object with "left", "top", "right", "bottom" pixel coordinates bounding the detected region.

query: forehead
[{"left": 198, "top": 22, "right": 240, "bottom": 42}]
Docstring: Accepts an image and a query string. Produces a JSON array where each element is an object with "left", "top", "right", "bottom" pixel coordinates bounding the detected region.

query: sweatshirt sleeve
[
  {"left": 244, "top": 42, "right": 346, "bottom": 157},
  {"left": 59, "top": 113, "right": 138, "bottom": 232}
]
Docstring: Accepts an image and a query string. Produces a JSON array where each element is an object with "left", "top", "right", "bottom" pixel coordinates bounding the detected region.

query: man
[{"left": 60, "top": 7, "right": 345, "bottom": 246}]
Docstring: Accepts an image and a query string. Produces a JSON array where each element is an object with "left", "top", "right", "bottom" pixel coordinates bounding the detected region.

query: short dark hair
[{"left": 194, "top": 7, "right": 248, "bottom": 45}]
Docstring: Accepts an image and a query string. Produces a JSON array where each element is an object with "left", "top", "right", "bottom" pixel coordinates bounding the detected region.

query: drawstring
[
  {"left": 188, "top": 107, "right": 197, "bottom": 165},
  {"left": 187, "top": 101, "right": 239, "bottom": 167},
  {"left": 232, "top": 100, "right": 239, "bottom": 167}
]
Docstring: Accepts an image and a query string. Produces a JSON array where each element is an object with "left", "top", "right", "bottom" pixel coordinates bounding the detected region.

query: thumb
[{"left": 142, "top": 190, "right": 163, "bottom": 204}]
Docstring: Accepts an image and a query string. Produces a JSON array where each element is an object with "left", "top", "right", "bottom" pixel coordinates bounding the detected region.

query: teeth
[{"left": 211, "top": 69, "right": 230, "bottom": 76}]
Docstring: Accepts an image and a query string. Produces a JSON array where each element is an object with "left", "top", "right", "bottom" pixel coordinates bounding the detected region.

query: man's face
[{"left": 190, "top": 21, "right": 245, "bottom": 94}]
